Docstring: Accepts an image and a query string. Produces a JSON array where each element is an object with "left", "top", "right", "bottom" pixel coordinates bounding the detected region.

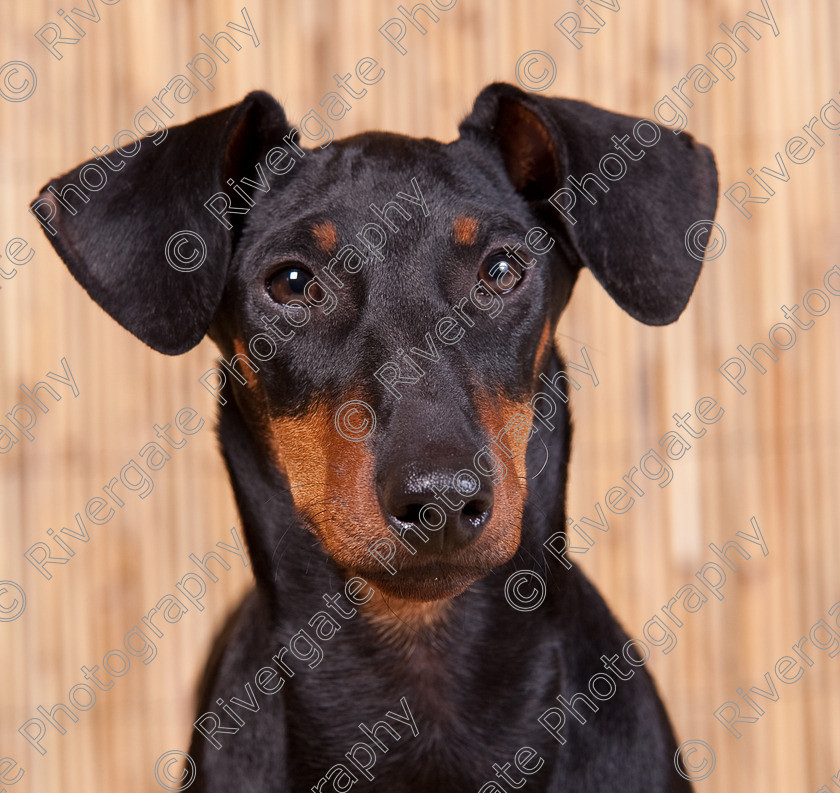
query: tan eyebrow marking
[
  {"left": 312, "top": 221, "right": 338, "bottom": 253},
  {"left": 453, "top": 215, "right": 479, "bottom": 245}
]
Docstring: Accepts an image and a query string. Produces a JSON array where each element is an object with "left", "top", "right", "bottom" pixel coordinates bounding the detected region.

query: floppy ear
[
  {"left": 459, "top": 82, "right": 719, "bottom": 325},
  {"left": 29, "top": 90, "right": 291, "bottom": 354}
]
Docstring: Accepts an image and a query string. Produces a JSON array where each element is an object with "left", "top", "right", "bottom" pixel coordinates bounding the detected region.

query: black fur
[{"left": 32, "top": 83, "right": 718, "bottom": 792}]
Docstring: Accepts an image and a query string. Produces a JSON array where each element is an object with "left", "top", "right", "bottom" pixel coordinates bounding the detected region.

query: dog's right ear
[
  {"left": 29, "top": 91, "right": 291, "bottom": 355},
  {"left": 459, "top": 83, "right": 718, "bottom": 326}
]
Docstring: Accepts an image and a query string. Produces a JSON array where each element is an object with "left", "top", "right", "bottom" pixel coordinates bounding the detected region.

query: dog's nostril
[
  {"left": 394, "top": 503, "right": 423, "bottom": 525},
  {"left": 380, "top": 464, "right": 495, "bottom": 554},
  {"left": 461, "top": 498, "right": 490, "bottom": 521}
]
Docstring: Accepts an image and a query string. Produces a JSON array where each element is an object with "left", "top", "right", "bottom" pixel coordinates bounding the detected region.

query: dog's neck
[{"left": 215, "top": 351, "right": 572, "bottom": 621}]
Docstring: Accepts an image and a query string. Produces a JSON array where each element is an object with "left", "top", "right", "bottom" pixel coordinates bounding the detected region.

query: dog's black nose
[{"left": 379, "top": 463, "right": 494, "bottom": 554}]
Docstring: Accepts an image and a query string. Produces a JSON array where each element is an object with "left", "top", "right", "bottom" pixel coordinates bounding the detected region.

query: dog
[{"left": 31, "top": 82, "right": 718, "bottom": 792}]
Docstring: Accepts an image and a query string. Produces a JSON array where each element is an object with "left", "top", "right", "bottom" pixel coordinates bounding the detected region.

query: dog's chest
[{"left": 288, "top": 631, "right": 558, "bottom": 792}]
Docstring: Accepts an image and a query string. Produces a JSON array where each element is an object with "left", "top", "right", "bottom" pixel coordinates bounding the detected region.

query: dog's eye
[
  {"left": 266, "top": 266, "right": 322, "bottom": 304},
  {"left": 477, "top": 252, "right": 523, "bottom": 294}
]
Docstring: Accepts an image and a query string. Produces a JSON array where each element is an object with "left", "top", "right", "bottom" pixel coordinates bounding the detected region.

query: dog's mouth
[{"left": 354, "top": 561, "right": 492, "bottom": 601}]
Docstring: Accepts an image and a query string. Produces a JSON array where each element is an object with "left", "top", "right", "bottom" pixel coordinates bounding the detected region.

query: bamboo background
[{"left": 1, "top": 1, "right": 838, "bottom": 791}]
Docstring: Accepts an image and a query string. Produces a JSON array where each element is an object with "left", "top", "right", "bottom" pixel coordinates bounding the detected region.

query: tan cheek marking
[
  {"left": 312, "top": 221, "right": 338, "bottom": 254},
  {"left": 268, "top": 408, "right": 331, "bottom": 516},
  {"left": 453, "top": 215, "right": 479, "bottom": 245},
  {"left": 322, "top": 426, "right": 384, "bottom": 563},
  {"left": 475, "top": 391, "right": 532, "bottom": 494},
  {"left": 472, "top": 390, "right": 532, "bottom": 560},
  {"left": 267, "top": 400, "right": 385, "bottom": 569},
  {"left": 533, "top": 319, "right": 554, "bottom": 381},
  {"left": 232, "top": 338, "right": 258, "bottom": 388}
]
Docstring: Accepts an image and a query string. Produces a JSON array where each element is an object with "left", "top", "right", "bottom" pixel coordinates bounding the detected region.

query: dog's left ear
[
  {"left": 30, "top": 91, "right": 291, "bottom": 354},
  {"left": 459, "top": 82, "right": 719, "bottom": 325}
]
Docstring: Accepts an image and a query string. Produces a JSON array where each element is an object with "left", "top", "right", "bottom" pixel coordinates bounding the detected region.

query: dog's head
[{"left": 31, "top": 84, "right": 717, "bottom": 602}]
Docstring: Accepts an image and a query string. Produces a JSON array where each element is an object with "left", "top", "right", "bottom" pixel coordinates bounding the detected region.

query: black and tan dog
[{"left": 31, "top": 83, "right": 717, "bottom": 792}]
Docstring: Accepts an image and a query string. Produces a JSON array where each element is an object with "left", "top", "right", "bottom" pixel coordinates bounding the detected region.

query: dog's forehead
[
  {"left": 238, "top": 132, "right": 533, "bottom": 289},
  {"left": 305, "top": 131, "right": 494, "bottom": 197},
  {"left": 252, "top": 132, "right": 521, "bottom": 231}
]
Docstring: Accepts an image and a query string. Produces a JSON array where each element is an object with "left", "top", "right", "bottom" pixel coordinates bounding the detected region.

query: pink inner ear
[{"left": 496, "top": 98, "right": 560, "bottom": 199}]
